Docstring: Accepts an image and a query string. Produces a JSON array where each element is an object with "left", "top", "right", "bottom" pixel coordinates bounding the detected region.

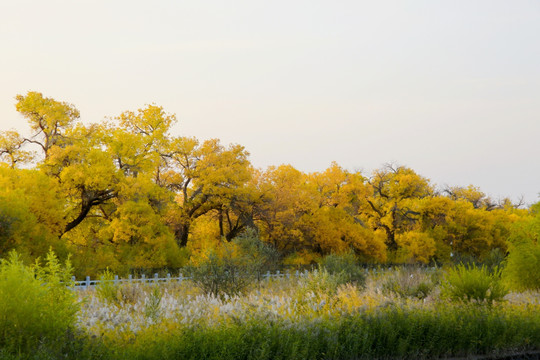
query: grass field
[
  {"left": 66, "top": 267, "right": 540, "bottom": 360},
  {"left": 2, "top": 261, "right": 540, "bottom": 360}
]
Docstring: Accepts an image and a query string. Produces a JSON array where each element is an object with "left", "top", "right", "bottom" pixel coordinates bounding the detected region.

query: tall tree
[
  {"left": 161, "top": 137, "right": 251, "bottom": 247},
  {"left": 360, "top": 164, "right": 433, "bottom": 251}
]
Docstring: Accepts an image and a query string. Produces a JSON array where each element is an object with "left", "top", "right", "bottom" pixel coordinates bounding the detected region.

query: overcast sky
[{"left": 1, "top": 0, "right": 539, "bottom": 204}]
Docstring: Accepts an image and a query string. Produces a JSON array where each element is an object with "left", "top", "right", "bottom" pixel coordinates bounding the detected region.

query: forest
[{"left": 0, "top": 91, "right": 537, "bottom": 277}]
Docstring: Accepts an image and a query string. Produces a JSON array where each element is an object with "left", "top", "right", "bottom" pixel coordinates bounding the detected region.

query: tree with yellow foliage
[
  {"left": 161, "top": 137, "right": 251, "bottom": 247},
  {"left": 304, "top": 163, "right": 386, "bottom": 261},
  {"left": 254, "top": 164, "right": 315, "bottom": 252},
  {"left": 359, "top": 164, "right": 433, "bottom": 253}
]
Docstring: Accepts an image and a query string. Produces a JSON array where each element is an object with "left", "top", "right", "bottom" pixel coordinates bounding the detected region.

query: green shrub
[
  {"left": 0, "top": 250, "right": 79, "bottom": 354},
  {"left": 95, "top": 267, "right": 120, "bottom": 304},
  {"left": 232, "top": 227, "right": 280, "bottom": 279},
  {"left": 187, "top": 250, "right": 253, "bottom": 298},
  {"left": 381, "top": 267, "right": 437, "bottom": 300},
  {"left": 318, "top": 250, "right": 366, "bottom": 288},
  {"left": 187, "top": 229, "right": 278, "bottom": 298},
  {"left": 441, "top": 264, "right": 507, "bottom": 304}
]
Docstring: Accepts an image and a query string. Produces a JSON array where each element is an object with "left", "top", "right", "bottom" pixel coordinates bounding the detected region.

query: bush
[
  {"left": 95, "top": 267, "right": 119, "bottom": 304},
  {"left": 232, "top": 228, "right": 280, "bottom": 279},
  {"left": 0, "top": 250, "right": 79, "bottom": 354},
  {"left": 441, "top": 264, "right": 507, "bottom": 304},
  {"left": 318, "top": 251, "right": 366, "bottom": 288},
  {"left": 187, "top": 250, "right": 253, "bottom": 298}
]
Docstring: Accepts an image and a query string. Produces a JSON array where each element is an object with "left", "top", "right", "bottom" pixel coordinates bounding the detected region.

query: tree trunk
[{"left": 175, "top": 223, "right": 190, "bottom": 247}]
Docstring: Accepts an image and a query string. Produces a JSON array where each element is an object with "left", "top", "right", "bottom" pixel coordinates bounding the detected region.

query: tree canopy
[{"left": 0, "top": 91, "right": 533, "bottom": 276}]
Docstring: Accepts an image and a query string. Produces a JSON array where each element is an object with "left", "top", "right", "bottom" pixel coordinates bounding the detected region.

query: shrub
[
  {"left": 187, "top": 229, "right": 279, "bottom": 298},
  {"left": 187, "top": 250, "right": 253, "bottom": 298},
  {"left": 441, "top": 264, "right": 507, "bottom": 304},
  {"left": 232, "top": 228, "right": 280, "bottom": 279},
  {"left": 0, "top": 250, "right": 79, "bottom": 354},
  {"left": 318, "top": 251, "right": 366, "bottom": 288},
  {"left": 95, "top": 267, "right": 120, "bottom": 304}
]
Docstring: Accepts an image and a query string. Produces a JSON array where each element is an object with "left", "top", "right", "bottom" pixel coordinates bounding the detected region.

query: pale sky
[{"left": 1, "top": 0, "right": 539, "bottom": 204}]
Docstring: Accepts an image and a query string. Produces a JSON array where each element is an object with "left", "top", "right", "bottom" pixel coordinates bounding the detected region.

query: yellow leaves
[
  {"left": 188, "top": 215, "right": 221, "bottom": 256},
  {"left": 58, "top": 146, "right": 119, "bottom": 191},
  {"left": 15, "top": 91, "right": 80, "bottom": 131},
  {"left": 0, "top": 167, "right": 65, "bottom": 258},
  {"left": 107, "top": 201, "right": 168, "bottom": 245},
  {"left": 396, "top": 231, "right": 436, "bottom": 264},
  {"left": 282, "top": 250, "right": 321, "bottom": 266},
  {"left": 195, "top": 140, "right": 251, "bottom": 192},
  {"left": 299, "top": 207, "right": 386, "bottom": 261},
  {"left": 0, "top": 130, "right": 34, "bottom": 167},
  {"left": 445, "top": 185, "right": 488, "bottom": 209},
  {"left": 3, "top": 91, "right": 534, "bottom": 272},
  {"left": 117, "top": 104, "right": 176, "bottom": 141},
  {"left": 368, "top": 165, "right": 432, "bottom": 202}
]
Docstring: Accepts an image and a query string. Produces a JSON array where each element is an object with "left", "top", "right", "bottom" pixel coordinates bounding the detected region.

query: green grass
[{"left": 89, "top": 303, "right": 540, "bottom": 360}]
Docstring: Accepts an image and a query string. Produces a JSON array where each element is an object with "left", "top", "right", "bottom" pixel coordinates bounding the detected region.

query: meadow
[{"left": 2, "top": 252, "right": 540, "bottom": 360}]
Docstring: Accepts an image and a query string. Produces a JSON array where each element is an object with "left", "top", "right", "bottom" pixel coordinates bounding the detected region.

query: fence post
[
  {"left": 128, "top": 274, "right": 133, "bottom": 283},
  {"left": 179, "top": 273, "right": 183, "bottom": 284},
  {"left": 154, "top": 273, "right": 159, "bottom": 283},
  {"left": 167, "top": 273, "right": 171, "bottom": 283},
  {"left": 85, "top": 276, "right": 91, "bottom": 289},
  {"left": 114, "top": 275, "right": 119, "bottom": 285},
  {"left": 141, "top": 274, "right": 146, "bottom": 284},
  {"left": 295, "top": 270, "right": 299, "bottom": 278}
]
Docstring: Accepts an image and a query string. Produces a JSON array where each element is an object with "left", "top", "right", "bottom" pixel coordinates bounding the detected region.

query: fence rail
[
  {"left": 71, "top": 269, "right": 312, "bottom": 290},
  {"left": 71, "top": 265, "right": 438, "bottom": 290}
]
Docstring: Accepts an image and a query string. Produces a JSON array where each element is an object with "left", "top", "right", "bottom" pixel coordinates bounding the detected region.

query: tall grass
[
  {"left": 100, "top": 303, "right": 540, "bottom": 360},
  {"left": 3, "top": 260, "right": 540, "bottom": 359}
]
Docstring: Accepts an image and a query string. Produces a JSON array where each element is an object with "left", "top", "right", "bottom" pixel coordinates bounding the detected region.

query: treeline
[{"left": 0, "top": 91, "right": 536, "bottom": 276}]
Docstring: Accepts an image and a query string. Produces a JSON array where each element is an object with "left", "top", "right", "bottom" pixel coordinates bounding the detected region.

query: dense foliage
[
  {"left": 0, "top": 250, "right": 79, "bottom": 356},
  {"left": 1, "top": 91, "right": 535, "bottom": 278}
]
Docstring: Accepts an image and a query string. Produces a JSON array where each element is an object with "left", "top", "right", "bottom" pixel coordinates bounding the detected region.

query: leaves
[{"left": 0, "top": 91, "right": 533, "bottom": 274}]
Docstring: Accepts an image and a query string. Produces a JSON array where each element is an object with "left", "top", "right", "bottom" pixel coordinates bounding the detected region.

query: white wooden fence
[
  {"left": 70, "top": 266, "right": 436, "bottom": 290},
  {"left": 71, "top": 269, "right": 312, "bottom": 290}
]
